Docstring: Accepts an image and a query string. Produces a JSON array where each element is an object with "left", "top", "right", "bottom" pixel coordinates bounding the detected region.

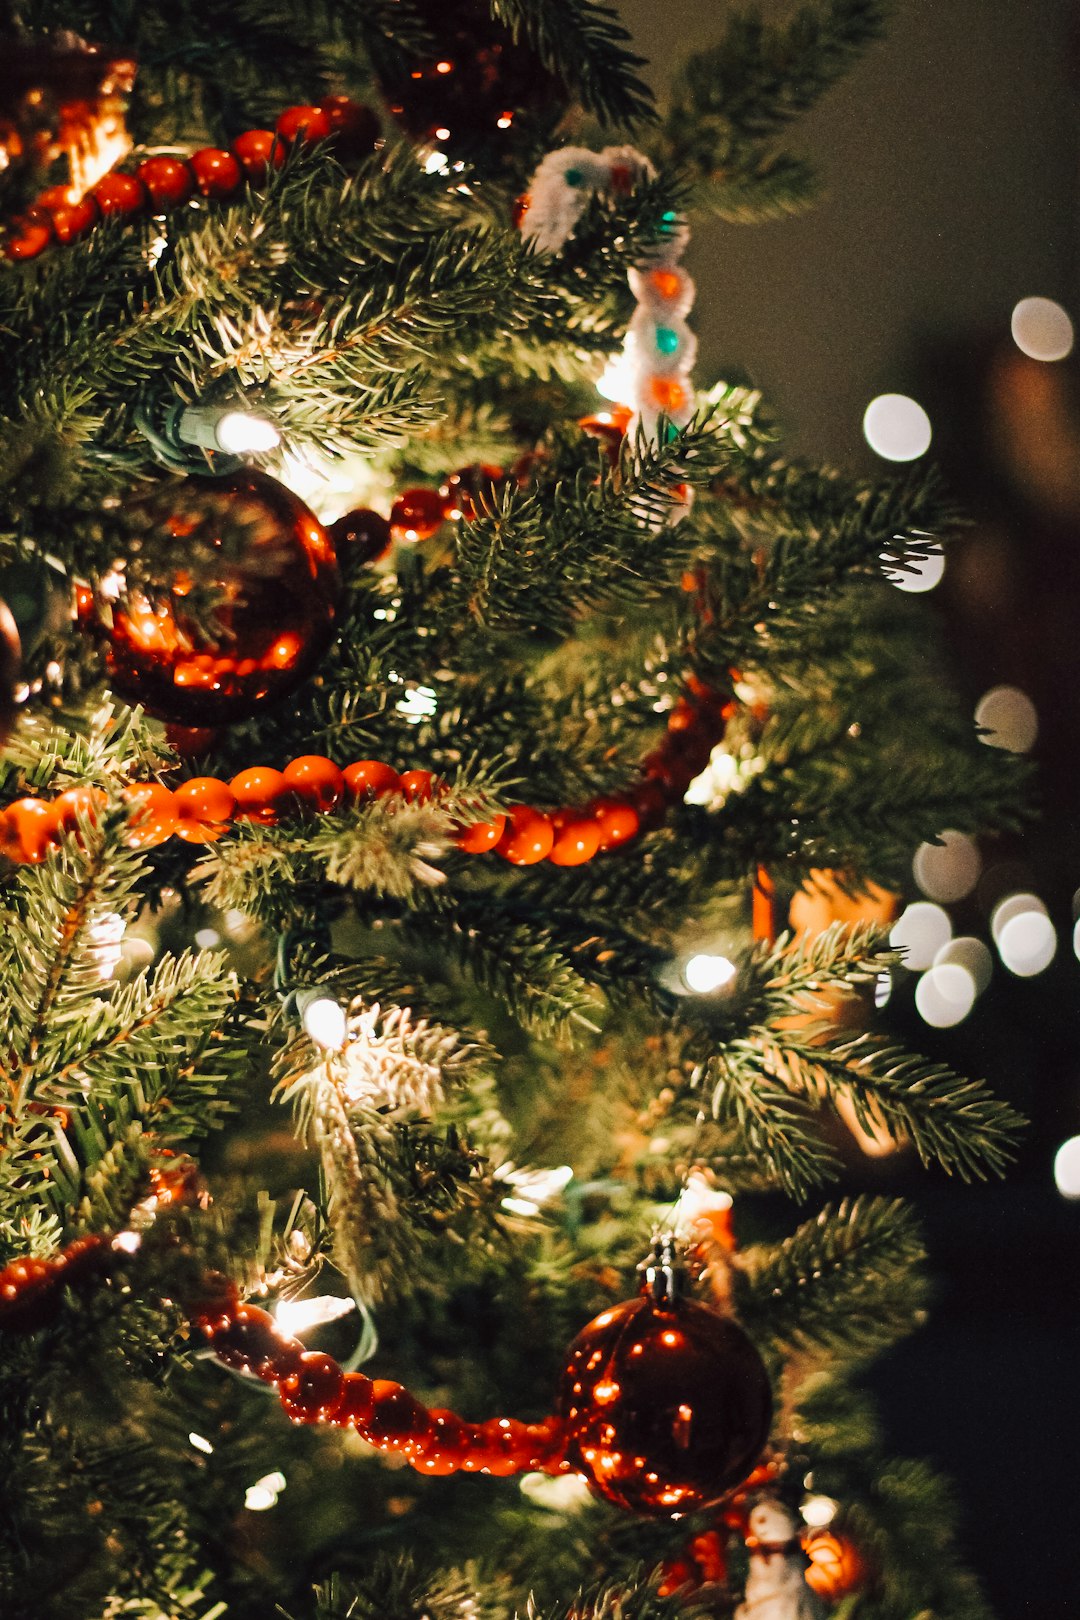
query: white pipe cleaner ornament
[{"left": 519, "top": 146, "right": 697, "bottom": 450}]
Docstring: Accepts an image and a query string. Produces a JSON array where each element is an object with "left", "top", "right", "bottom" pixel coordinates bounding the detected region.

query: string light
[
  {"left": 913, "top": 831, "right": 981, "bottom": 902},
  {"left": 1011, "top": 297, "right": 1074, "bottom": 363},
  {"left": 682, "top": 953, "right": 737, "bottom": 993},
  {"left": 273, "top": 1295, "right": 356, "bottom": 1337},
  {"left": 1052, "top": 1135, "right": 1080, "bottom": 1199},
  {"left": 301, "top": 995, "right": 348, "bottom": 1050},
  {"left": 996, "top": 910, "right": 1056, "bottom": 977},
  {"left": 884, "top": 545, "right": 945, "bottom": 593},
  {"left": 801, "top": 1495, "right": 840, "bottom": 1528},
  {"left": 244, "top": 1471, "right": 286, "bottom": 1511},
  {"left": 175, "top": 403, "right": 281, "bottom": 457},
  {"left": 188, "top": 1432, "right": 214, "bottom": 1455},
  {"left": 863, "top": 394, "right": 932, "bottom": 462}
]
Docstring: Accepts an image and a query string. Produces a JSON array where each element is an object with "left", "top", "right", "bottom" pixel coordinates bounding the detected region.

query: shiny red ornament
[
  {"left": 276, "top": 104, "right": 332, "bottom": 145},
  {"left": 558, "top": 1286, "right": 771, "bottom": 1517},
  {"left": 390, "top": 486, "right": 447, "bottom": 542},
  {"left": 96, "top": 469, "right": 341, "bottom": 725},
  {"left": 375, "top": 0, "right": 567, "bottom": 167}
]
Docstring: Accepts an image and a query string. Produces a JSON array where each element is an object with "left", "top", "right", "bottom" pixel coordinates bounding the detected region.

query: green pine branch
[{"left": 491, "top": 0, "right": 655, "bottom": 128}]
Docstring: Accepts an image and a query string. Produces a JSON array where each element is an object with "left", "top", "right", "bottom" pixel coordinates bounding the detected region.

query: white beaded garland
[{"left": 519, "top": 145, "right": 697, "bottom": 448}]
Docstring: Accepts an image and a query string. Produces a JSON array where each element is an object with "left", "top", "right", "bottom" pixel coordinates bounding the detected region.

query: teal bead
[
  {"left": 564, "top": 167, "right": 584, "bottom": 187},
  {"left": 655, "top": 326, "right": 680, "bottom": 356},
  {"left": 660, "top": 209, "right": 678, "bottom": 234}
]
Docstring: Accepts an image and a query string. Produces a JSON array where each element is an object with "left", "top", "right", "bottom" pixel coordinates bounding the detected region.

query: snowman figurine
[{"left": 734, "top": 1498, "right": 827, "bottom": 1620}]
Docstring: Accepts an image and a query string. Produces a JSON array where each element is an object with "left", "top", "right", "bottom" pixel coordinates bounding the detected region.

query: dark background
[{"left": 620, "top": 2, "right": 1080, "bottom": 1614}]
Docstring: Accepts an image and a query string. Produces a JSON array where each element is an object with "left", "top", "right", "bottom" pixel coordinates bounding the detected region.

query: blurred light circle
[
  {"left": 1053, "top": 1135, "right": 1080, "bottom": 1199},
  {"left": 883, "top": 546, "right": 945, "bottom": 594},
  {"left": 991, "top": 891, "right": 1047, "bottom": 944},
  {"left": 997, "top": 910, "right": 1057, "bottom": 977},
  {"left": 934, "top": 935, "right": 993, "bottom": 996},
  {"left": 1011, "top": 297, "right": 1074, "bottom": 363},
  {"left": 890, "top": 901, "right": 952, "bottom": 970},
  {"left": 913, "top": 830, "right": 981, "bottom": 902},
  {"left": 974, "top": 685, "right": 1037, "bottom": 753},
  {"left": 863, "top": 394, "right": 933, "bottom": 461},
  {"left": 1074, "top": 916, "right": 1080, "bottom": 961},
  {"left": 915, "top": 962, "right": 976, "bottom": 1027},
  {"left": 874, "top": 971, "right": 892, "bottom": 1009},
  {"left": 683, "top": 953, "right": 737, "bottom": 993}
]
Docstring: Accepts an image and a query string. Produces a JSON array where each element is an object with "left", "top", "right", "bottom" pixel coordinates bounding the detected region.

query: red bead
[
  {"left": 174, "top": 776, "right": 236, "bottom": 842},
  {"left": 47, "top": 196, "right": 99, "bottom": 242},
  {"left": 336, "top": 1371, "right": 375, "bottom": 1427},
  {"left": 276, "top": 104, "right": 333, "bottom": 145},
  {"left": 328, "top": 507, "right": 392, "bottom": 565},
  {"left": 4, "top": 223, "right": 52, "bottom": 260},
  {"left": 209, "top": 1304, "right": 286, "bottom": 1374},
  {"left": 477, "top": 1416, "right": 531, "bottom": 1476},
  {"left": 136, "top": 155, "right": 195, "bottom": 208},
  {"left": 496, "top": 804, "right": 554, "bottom": 865},
  {"left": 282, "top": 755, "right": 345, "bottom": 813},
  {"left": 319, "top": 95, "right": 380, "bottom": 160},
  {"left": 390, "top": 487, "right": 447, "bottom": 542},
  {"left": 231, "top": 128, "right": 286, "bottom": 181},
  {"left": 399, "top": 768, "right": 438, "bottom": 804},
  {"left": 229, "top": 766, "right": 292, "bottom": 824},
  {"left": 454, "top": 812, "right": 506, "bottom": 853},
  {"left": 548, "top": 811, "right": 601, "bottom": 867},
  {"left": 91, "top": 172, "right": 148, "bottom": 217},
  {"left": 590, "top": 798, "right": 639, "bottom": 852},
  {"left": 165, "top": 724, "right": 219, "bottom": 758},
  {"left": 186, "top": 1269, "right": 241, "bottom": 1323},
  {"left": 365, "top": 1379, "right": 433, "bottom": 1455},
  {"left": 343, "top": 759, "right": 401, "bottom": 801},
  {"left": 121, "top": 782, "right": 179, "bottom": 849},
  {"left": 558, "top": 1291, "right": 772, "bottom": 1516},
  {"left": 189, "top": 148, "right": 243, "bottom": 199},
  {"left": 279, "top": 1350, "right": 345, "bottom": 1422},
  {"left": 1, "top": 799, "right": 58, "bottom": 863},
  {"left": 410, "top": 1408, "right": 472, "bottom": 1474}
]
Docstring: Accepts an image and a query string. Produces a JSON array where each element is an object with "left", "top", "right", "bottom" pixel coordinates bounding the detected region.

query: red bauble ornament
[
  {"left": 328, "top": 506, "right": 392, "bottom": 565},
  {"left": 319, "top": 95, "right": 380, "bottom": 161},
  {"left": 375, "top": 0, "right": 567, "bottom": 167},
  {"left": 558, "top": 1277, "right": 771, "bottom": 1516},
  {"left": 96, "top": 469, "right": 341, "bottom": 725}
]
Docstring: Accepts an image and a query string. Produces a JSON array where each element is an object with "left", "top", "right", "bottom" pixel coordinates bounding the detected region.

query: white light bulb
[
  {"left": 302, "top": 996, "right": 348, "bottom": 1050},
  {"left": 189, "top": 1431, "right": 214, "bottom": 1455},
  {"left": 863, "top": 394, "right": 932, "bottom": 462},
  {"left": 596, "top": 350, "right": 635, "bottom": 404},
  {"left": 801, "top": 1494, "right": 839, "bottom": 1529},
  {"left": 1011, "top": 297, "right": 1074, "bottom": 363},
  {"left": 216, "top": 411, "right": 281, "bottom": 455},
  {"left": 997, "top": 910, "right": 1056, "bottom": 977},
  {"left": 683, "top": 953, "right": 737, "bottom": 993},
  {"left": 274, "top": 1295, "right": 355, "bottom": 1336},
  {"left": 1052, "top": 1135, "right": 1080, "bottom": 1199},
  {"left": 991, "top": 892, "right": 1047, "bottom": 944}
]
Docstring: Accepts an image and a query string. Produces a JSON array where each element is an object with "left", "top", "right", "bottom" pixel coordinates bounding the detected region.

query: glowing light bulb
[
  {"left": 991, "top": 893, "right": 1047, "bottom": 944},
  {"left": 914, "top": 962, "right": 976, "bottom": 1027},
  {"left": 273, "top": 1295, "right": 355, "bottom": 1336},
  {"left": 913, "top": 830, "right": 981, "bottom": 902},
  {"left": 244, "top": 1471, "right": 286, "bottom": 1511},
  {"left": 189, "top": 1432, "right": 214, "bottom": 1455},
  {"left": 863, "top": 394, "right": 932, "bottom": 462},
  {"left": 997, "top": 910, "right": 1056, "bottom": 977},
  {"left": 1011, "top": 297, "right": 1074, "bottom": 362},
  {"left": 683, "top": 953, "right": 737, "bottom": 993},
  {"left": 934, "top": 936, "right": 992, "bottom": 995},
  {"left": 889, "top": 902, "right": 951, "bottom": 971},
  {"left": 975, "top": 686, "right": 1037, "bottom": 753},
  {"left": 215, "top": 411, "right": 281, "bottom": 455},
  {"left": 1052, "top": 1135, "right": 1080, "bottom": 1199},
  {"left": 596, "top": 349, "right": 635, "bottom": 404},
  {"left": 874, "top": 971, "right": 892, "bottom": 1008},
  {"left": 302, "top": 996, "right": 348, "bottom": 1050},
  {"left": 801, "top": 1495, "right": 840, "bottom": 1528},
  {"left": 884, "top": 546, "right": 945, "bottom": 593}
]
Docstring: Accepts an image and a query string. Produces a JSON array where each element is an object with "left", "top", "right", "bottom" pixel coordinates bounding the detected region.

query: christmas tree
[{"left": 0, "top": 2, "right": 1028, "bottom": 1617}]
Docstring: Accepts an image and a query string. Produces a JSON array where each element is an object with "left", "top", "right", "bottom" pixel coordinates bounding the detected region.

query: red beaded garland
[
  {"left": 91, "top": 171, "right": 147, "bottom": 216},
  {"left": 276, "top": 104, "right": 333, "bottom": 145},
  {"left": 497, "top": 804, "right": 554, "bottom": 866},
  {"left": 320, "top": 94, "right": 380, "bottom": 160},
  {"left": 283, "top": 755, "right": 345, "bottom": 813},
  {"left": 189, "top": 147, "right": 243, "bottom": 199},
  {"left": 343, "top": 759, "right": 402, "bottom": 801},
  {"left": 230, "top": 766, "right": 292, "bottom": 824},
  {"left": 48, "top": 196, "right": 99, "bottom": 242},
  {"left": 232, "top": 128, "right": 285, "bottom": 181},
  {"left": 137, "top": 155, "right": 195, "bottom": 208}
]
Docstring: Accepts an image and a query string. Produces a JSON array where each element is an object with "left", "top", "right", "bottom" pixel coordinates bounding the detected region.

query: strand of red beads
[
  {"left": 0, "top": 678, "right": 733, "bottom": 869},
  {"left": 3, "top": 97, "right": 380, "bottom": 261},
  {"left": 0, "top": 1235, "right": 567, "bottom": 1478}
]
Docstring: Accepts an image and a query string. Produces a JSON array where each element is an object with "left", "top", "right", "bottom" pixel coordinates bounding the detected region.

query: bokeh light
[
  {"left": 863, "top": 393, "right": 932, "bottom": 461},
  {"left": 913, "top": 830, "right": 981, "bottom": 902},
  {"left": 991, "top": 892, "right": 1047, "bottom": 944},
  {"left": 890, "top": 901, "right": 952, "bottom": 970},
  {"left": 1010, "top": 296, "right": 1074, "bottom": 362},
  {"left": 935, "top": 935, "right": 993, "bottom": 995},
  {"left": 1052, "top": 1135, "right": 1080, "bottom": 1199},
  {"left": 997, "top": 910, "right": 1057, "bottom": 977},
  {"left": 874, "top": 971, "right": 892, "bottom": 1008},
  {"left": 975, "top": 685, "right": 1038, "bottom": 753},
  {"left": 915, "top": 962, "right": 976, "bottom": 1027},
  {"left": 302, "top": 996, "right": 348, "bottom": 1049},
  {"left": 883, "top": 546, "right": 945, "bottom": 593},
  {"left": 683, "top": 953, "right": 737, "bottom": 993}
]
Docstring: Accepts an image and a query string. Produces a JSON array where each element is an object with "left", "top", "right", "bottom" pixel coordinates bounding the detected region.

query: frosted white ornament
[{"left": 735, "top": 1499, "right": 827, "bottom": 1620}]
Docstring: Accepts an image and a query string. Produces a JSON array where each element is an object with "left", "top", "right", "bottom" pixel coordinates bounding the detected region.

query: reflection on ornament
[
  {"left": 557, "top": 1275, "right": 771, "bottom": 1516},
  {"left": 95, "top": 469, "right": 340, "bottom": 725},
  {"left": 803, "top": 1529, "right": 866, "bottom": 1603},
  {"left": 0, "top": 595, "right": 20, "bottom": 747}
]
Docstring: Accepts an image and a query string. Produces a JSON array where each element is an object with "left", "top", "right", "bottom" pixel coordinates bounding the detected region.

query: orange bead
[
  {"left": 649, "top": 268, "right": 683, "bottom": 301},
  {"left": 279, "top": 1350, "right": 345, "bottom": 1423},
  {"left": 646, "top": 375, "right": 688, "bottom": 414},
  {"left": 122, "top": 782, "right": 180, "bottom": 848},
  {"left": 282, "top": 755, "right": 345, "bottom": 813},
  {"left": 174, "top": 776, "right": 236, "bottom": 842},
  {"left": 549, "top": 811, "right": 601, "bottom": 867},
  {"left": 399, "top": 768, "right": 438, "bottom": 804},
  {"left": 276, "top": 104, "right": 333, "bottom": 144},
  {"left": 229, "top": 766, "right": 291, "bottom": 824},
  {"left": 52, "top": 786, "right": 107, "bottom": 840},
  {"left": 590, "top": 798, "right": 640, "bottom": 851},
  {"left": 454, "top": 812, "right": 506, "bottom": 853},
  {"left": 189, "top": 147, "right": 243, "bottom": 199},
  {"left": 0, "top": 799, "right": 57, "bottom": 863},
  {"left": 343, "top": 759, "right": 401, "bottom": 801},
  {"left": 496, "top": 804, "right": 554, "bottom": 865},
  {"left": 231, "top": 128, "right": 285, "bottom": 181}
]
